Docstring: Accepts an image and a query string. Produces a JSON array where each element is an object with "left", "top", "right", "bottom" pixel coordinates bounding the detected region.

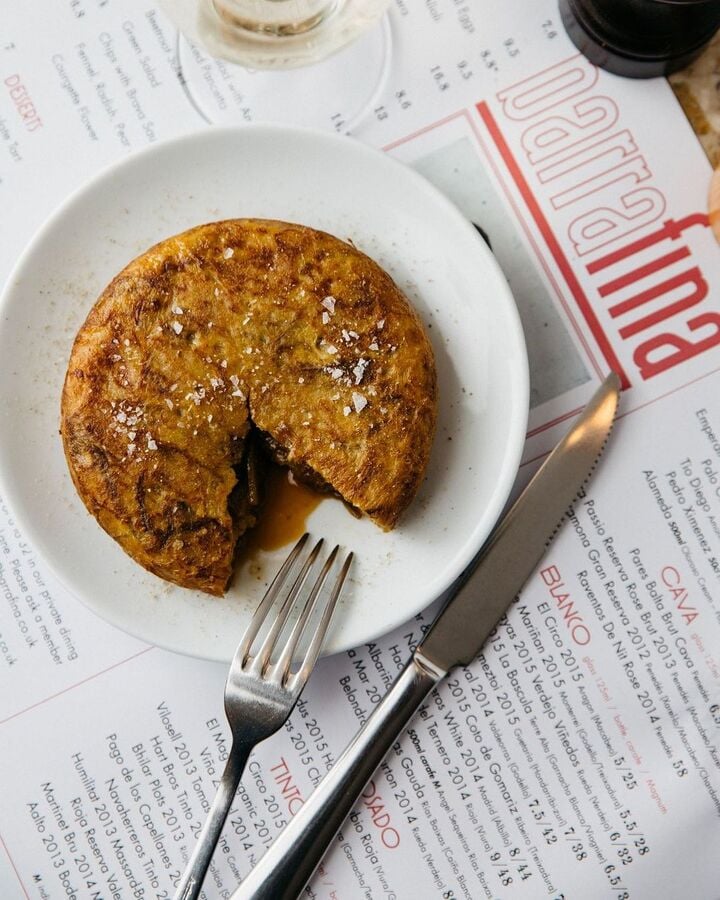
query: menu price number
[
  {"left": 710, "top": 703, "right": 720, "bottom": 727},
  {"left": 503, "top": 38, "right": 520, "bottom": 58},
  {"left": 605, "top": 808, "right": 650, "bottom": 871},
  {"left": 609, "top": 831, "right": 634, "bottom": 866},
  {"left": 604, "top": 862, "right": 629, "bottom": 896},
  {"left": 395, "top": 89, "right": 412, "bottom": 111},
  {"left": 479, "top": 49, "right": 498, "bottom": 72},
  {"left": 528, "top": 798, "right": 557, "bottom": 847},
  {"left": 672, "top": 758, "right": 688, "bottom": 777},
  {"left": 613, "top": 754, "right": 638, "bottom": 790},
  {"left": 610, "top": 823, "right": 650, "bottom": 866},
  {"left": 329, "top": 112, "right": 346, "bottom": 133},
  {"left": 456, "top": 60, "right": 473, "bottom": 81},
  {"left": 489, "top": 848, "right": 533, "bottom": 886},
  {"left": 68, "top": 0, "right": 85, "bottom": 19},
  {"left": 429, "top": 65, "right": 450, "bottom": 92},
  {"left": 541, "top": 19, "right": 558, "bottom": 39},
  {"left": 561, "top": 825, "right": 588, "bottom": 861}
]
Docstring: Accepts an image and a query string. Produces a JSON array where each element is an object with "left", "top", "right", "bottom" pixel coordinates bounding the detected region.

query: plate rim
[{"left": 0, "top": 123, "right": 529, "bottom": 660}]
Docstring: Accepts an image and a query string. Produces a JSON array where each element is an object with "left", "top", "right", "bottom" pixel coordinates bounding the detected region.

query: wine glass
[{"left": 159, "top": 0, "right": 392, "bottom": 132}]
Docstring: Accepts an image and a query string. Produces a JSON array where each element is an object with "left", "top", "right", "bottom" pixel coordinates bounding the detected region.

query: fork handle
[
  {"left": 230, "top": 653, "right": 446, "bottom": 900},
  {"left": 175, "top": 742, "right": 252, "bottom": 900}
]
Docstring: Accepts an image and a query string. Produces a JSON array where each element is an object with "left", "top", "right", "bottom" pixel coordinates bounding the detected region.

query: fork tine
[
  {"left": 250, "top": 538, "right": 325, "bottom": 674},
  {"left": 287, "top": 551, "right": 353, "bottom": 693},
  {"left": 235, "top": 533, "right": 309, "bottom": 665},
  {"left": 272, "top": 545, "right": 340, "bottom": 684}
]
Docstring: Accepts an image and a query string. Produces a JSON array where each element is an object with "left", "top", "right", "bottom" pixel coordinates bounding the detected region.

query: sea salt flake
[
  {"left": 328, "top": 367, "right": 343, "bottom": 380},
  {"left": 352, "top": 392, "right": 367, "bottom": 413},
  {"left": 261, "top": 384, "right": 269, "bottom": 393},
  {"left": 352, "top": 358, "right": 369, "bottom": 385},
  {"left": 221, "top": 359, "right": 228, "bottom": 368},
  {"left": 322, "top": 312, "right": 330, "bottom": 325},
  {"left": 369, "top": 342, "right": 380, "bottom": 351},
  {"left": 124, "top": 338, "right": 130, "bottom": 346},
  {"left": 127, "top": 443, "right": 136, "bottom": 454},
  {"left": 128, "top": 431, "right": 136, "bottom": 441},
  {"left": 223, "top": 247, "right": 234, "bottom": 259},
  {"left": 186, "top": 388, "right": 205, "bottom": 405},
  {"left": 210, "top": 377, "right": 224, "bottom": 390},
  {"left": 349, "top": 330, "right": 359, "bottom": 339},
  {"left": 116, "top": 411, "right": 127, "bottom": 423},
  {"left": 245, "top": 347, "right": 253, "bottom": 355},
  {"left": 343, "top": 406, "right": 351, "bottom": 417},
  {"left": 111, "top": 354, "right": 122, "bottom": 362},
  {"left": 171, "top": 321, "right": 183, "bottom": 335},
  {"left": 229, "top": 374, "right": 240, "bottom": 388},
  {"left": 321, "top": 296, "right": 336, "bottom": 314},
  {"left": 298, "top": 377, "right": 304, "bottom": 384},
  {"left": 325, "top": 344, "right": 338, "bottom": 355},
  {"left": 170, "top": 383, "right": 178, "bottom": 392},
  {"left": 147, "top": 438, "right": 158, "bottom": 451},
  {"left": 377, "top": 319, "right": 385, "bottom": 330},
  {"left": 172, "top": 305, "right": 184, "bottom": 315},
  {"left": 232, "top": 389, "right": 244, "bottom": 398},
  {"left": 207, "top": 414, "right": 213, "bottom": 423}
]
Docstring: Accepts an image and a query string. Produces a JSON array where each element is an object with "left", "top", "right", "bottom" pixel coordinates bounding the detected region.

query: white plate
[{"left": 0, "top": 125, "right": 528, "bottom": 662}]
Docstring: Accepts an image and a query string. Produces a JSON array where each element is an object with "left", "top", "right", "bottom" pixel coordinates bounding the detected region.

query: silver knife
[{"left": 231, "top": 372, "right": 621, "bottom": 900}]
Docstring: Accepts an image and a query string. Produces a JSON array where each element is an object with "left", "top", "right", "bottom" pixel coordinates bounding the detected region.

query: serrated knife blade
[
  {"left": 419, "top": 370, "right": 620, "bottom": 671},
  {"left": 232, "top": 372, "right": 621, "bottom": 900}
]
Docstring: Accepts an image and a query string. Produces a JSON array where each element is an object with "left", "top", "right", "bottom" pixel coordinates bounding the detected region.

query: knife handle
[{"left": 230, "top": 653, "right": 446, "bottom": 900}]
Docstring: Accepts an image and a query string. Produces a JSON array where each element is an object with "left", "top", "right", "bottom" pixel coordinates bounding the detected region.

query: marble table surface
[{"left": 670, "top": 31, "right": 720, "bottom": 167}]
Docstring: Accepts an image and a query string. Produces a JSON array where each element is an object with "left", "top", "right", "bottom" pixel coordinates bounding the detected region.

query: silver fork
[{"left": 174, "top": 534, "right": 353, "bottom": 900}]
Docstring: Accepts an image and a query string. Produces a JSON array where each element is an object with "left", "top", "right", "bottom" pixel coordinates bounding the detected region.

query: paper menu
[{"left": 2, "top": 1, "right": 720, "bottom": 898}]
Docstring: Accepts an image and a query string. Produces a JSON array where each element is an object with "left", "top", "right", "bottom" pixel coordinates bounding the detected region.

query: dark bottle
[{"left": 559, "top": 0, "right": 720, "bottom": 77}]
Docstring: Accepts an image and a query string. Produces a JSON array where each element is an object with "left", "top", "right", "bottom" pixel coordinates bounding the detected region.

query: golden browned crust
[{"left": 61, "top": 220, "right": 437, "bottom": 595}]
